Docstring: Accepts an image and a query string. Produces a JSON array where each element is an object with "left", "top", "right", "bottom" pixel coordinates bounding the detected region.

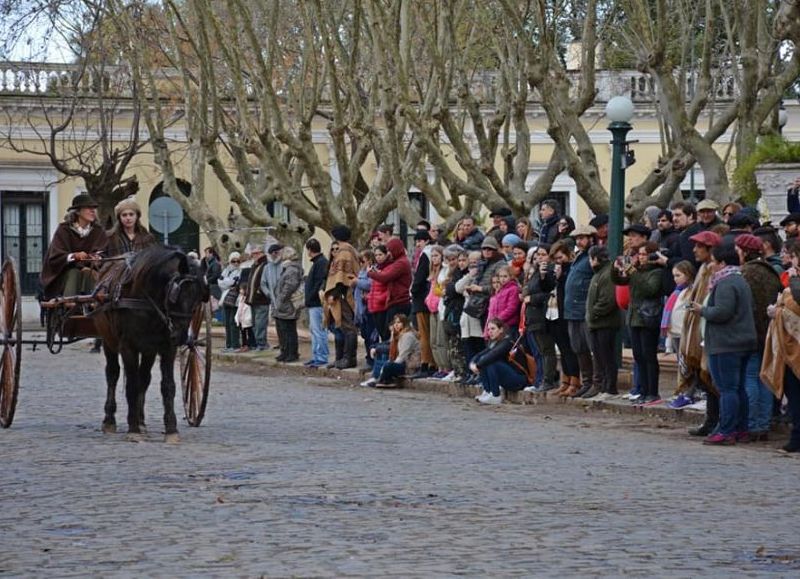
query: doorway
[{"left": 1, "top": 191, "right": 48, "bottom": 295}]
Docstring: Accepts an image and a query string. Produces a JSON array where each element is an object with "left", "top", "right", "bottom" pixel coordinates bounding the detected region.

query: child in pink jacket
[{"left": 485, "top": 266, "right": 521, "bottom": 339}]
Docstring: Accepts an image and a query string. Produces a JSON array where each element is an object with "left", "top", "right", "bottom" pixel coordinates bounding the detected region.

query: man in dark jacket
[
  {"left": 538, "top": 199, "right": 562, "bottom": 245},
  {"left": 245, "top": 244, "right": 271, "bottom": 350},
  {"left": 458, "top": 215, "right": 485, "bottom": 250},
  {"left": 564, "top": 224, "right": 597, "bottom": 396},
  {"left": 696, "top": 199, "right": 722, "bottom": 231},
  {"left": 304, "top": 238, "right": 329, "bottom": 368},
  {"left": 585, "top": 246, "right": 621, "bottom": 398},
  {"left": 669, "top": 201, "right": 702, "bottom": 268}
]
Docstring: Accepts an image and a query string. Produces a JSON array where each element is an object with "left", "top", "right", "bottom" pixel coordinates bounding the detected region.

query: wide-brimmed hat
[
  {"left": 69, "top": 194, "right": 99, "bottom": 211},
  {"left": 489, "top": 206, "right": 513, "bottom": 218},
  {"left": 623, "top": 224, "right": 651, "bottom": 237},
  {"left": 570, "top": 224, "right": 598, "bottom": 238},
  {"left": 780, "top": 212, "right": 800, "bottom": 226}
]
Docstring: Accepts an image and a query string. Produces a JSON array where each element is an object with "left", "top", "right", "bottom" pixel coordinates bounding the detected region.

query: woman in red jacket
[
  {"left": 367, "top": 245, "right": 391, "bottom": 340},
  {"left": 368, "top": 237, "right": 412, "bottom": 340}
]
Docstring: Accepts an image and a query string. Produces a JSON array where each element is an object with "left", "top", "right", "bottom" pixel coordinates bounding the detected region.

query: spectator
[
  {"left": 218, "top": 252, "right": 242, "bottom": 352},
  {"left": 516, "top": 217, "right": 537, "bottom": 242},
  {"left": 585, "top": 246, "right": 621, "bottom": 398},
  {"left": 471, "top": 318, "right": 529, "bottom": 405},
  {"left": 354, "top": 249, "right": 377, "bottom": 368},
  {"left": 623, "top": 223, "right": 650, "bottom": 253},
  {"left": 368, "top": 237, "right": 412, "bottom": 338},
  {"left": 687, "top": 243, "right": 757, "bottom": 445},
  {"left": 324, "top": 225, "right": 361, "bottom": 369},
  {"left": 696, "top": 199, "right": 722, "bottom": 230},
  {"left": 485, "top": 265, "right": 521, "bottom": 339},
  {"left": 509, "top": 241, "right": 528, "bottom": 281},
  {"left": 424, "top": 245, "right": 447, "bottom": 377},
  {"left": 725, "top": 212, "right": 756, "bottom": 240},
  {"left": 234, "top": 285, "right": 254, "bottom": 352},
  {"left": 736, "top": 234, "right": 782, "bottom": 441},
  {"left": 430, "top": 223, "right": 450, "bottom": 245},
  {"left": 260, "top": 243, "right": 284, "bottom": 348},
  {"left": 376, "top": 224, "right": 395, "bottom": 244},
  {"left": 501, "top": 233, "right": 523, "bottom": 261},
  {"left": 488, "top": 207, "right": 514, "bottom": 243},
  {"left": 456, "top": 215, "right": 485, "bottom": 250},
  {"left": 564, "top": 225, "right": 597, "bottom": 397},
  {"left": 366, "top": 245, "right": 390, "bottom": 341},
  {"left": 304, "top": 238, "right": 329, "bottom": 368},
  {"left": 245, "top": 244, "right": 271, "bottom": 351},
  {"left": 203, "top": 247, "right": 223, "bottom": 309},
  {"left": 780, "top": 212, "right": 800, "bottom": 240},
  {"left": 538, "top": 199, "right": 562, "bottom": 244},
  {"left": 754, "top": 226, "right": 785, "bottom": 274},
  {"left": 456, "top": 250, "right": 488, "bottom": 384},
  {"left": 656, "top": 210, "right": 679, "bottom": 250},
  {"left": 761, "top": 241, "right": 800, "bottom": 452},
  {"left": 549, "top": 241, "right": 582, "bottom": 396},
  {"left": 430, "top": 245, "right": 461, "bottom": 380},
  {"left": 554, "top": 216, "right": 576, "bottom": 243},
  {"left": 360, "top": 314, "right": 420, "bottom": 388},
  {"left": 612, "top": 241, "right": 665, "bottom": 405},
  {"left": 643, "top": 205, "right": 661, "bottom": 241},
  {"left": 669, "top": 201, "right": 702, "bottom": 267},
  {"left": 681, "top": 230, "right": 723, "bottom": 437},
  {"left": 721, "top": 202, "right": 743, "bottom": 224},
  {"left": 663, "top": 260, "right": 697, "bottom": 409},
  {"left": 589, "top": 214, "right": 609, "bottom": 246},
  {"left": 522, "top": 242, "right": 558, "bottom": 392},
  {"left": 443, "top": 249, "right": 469, "bottom": 382},
  {"left": 410, "top": 231, "right": 435, "bottom": 377},
  {"left": 273, "top": 246, "right": 304, "bottom": 363}
]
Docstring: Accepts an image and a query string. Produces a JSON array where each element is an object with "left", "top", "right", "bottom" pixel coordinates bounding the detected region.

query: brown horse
[{"left": 92, "top": 246, "right": 208, "bottom": 442}]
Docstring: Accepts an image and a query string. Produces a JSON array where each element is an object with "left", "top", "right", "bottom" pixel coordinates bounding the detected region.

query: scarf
[
  {"left": 70, "top": 222, "right": 93, "bottom": 238},
  {"left": 761, "top": 288, "right": 800, "bottom": 399},
  {"left": 708, "top": 265, "right": 740, "bottom": 292},
  {"left": 660, "top": 282, "right": 689, "bottom": 333}
]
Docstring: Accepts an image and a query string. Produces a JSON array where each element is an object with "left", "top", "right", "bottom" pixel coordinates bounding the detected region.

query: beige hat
[
  {"left": 570, "top": 224, "right": 598, "bottom": 237},
  {"left": 114, "top": 196, "right": 141, "bottom": 218},
  {"left": 480, "top": 236, "right": 499, "bottom": 250},
  {"left": 696, "top": 199, "right": 720, "bottom": 211}
]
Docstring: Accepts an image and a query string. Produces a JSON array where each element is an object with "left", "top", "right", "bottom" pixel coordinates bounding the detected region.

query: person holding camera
[{"left": 612, "top": 239, "right": 666, "bottom": 405}]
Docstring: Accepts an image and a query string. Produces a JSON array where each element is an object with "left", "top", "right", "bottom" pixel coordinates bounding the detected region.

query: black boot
[
  {"left": 336, "top": 331, "right": 358, "bottom": 369},
  {"left": 574, "top": 352, "right": 594, "bottom": 397},
  {"left": 328, "top": 332, "right": 344, "bottom": 369},
  {"left": 689, "top": 393, "right": 719, "bottom": 435}
]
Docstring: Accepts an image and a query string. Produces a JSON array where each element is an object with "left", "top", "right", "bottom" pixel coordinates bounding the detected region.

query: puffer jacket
[
  {"left": 564, "top": 251, "right": 593, "bottom": 320},
  {"left": 368, "top": 238, "right": 411, "bottom": 308},
  {"left": 273, "top": 259, "right": 304, "bottom": 320},
  {"left": 485, "top": 279, "right": 521, "bottom": 337},
  {"left": 366, "top": 263, "right": 390, "bottom": 313}
]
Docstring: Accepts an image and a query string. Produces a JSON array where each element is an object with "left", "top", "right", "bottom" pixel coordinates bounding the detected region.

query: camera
[{"left": 648, "top": 253, "right": 660, "bottom": 261}]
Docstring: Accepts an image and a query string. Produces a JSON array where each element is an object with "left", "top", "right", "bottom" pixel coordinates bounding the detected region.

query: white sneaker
[
  {"left": 479, "top": 393, "right": 502, "bottom": 405},
  {"left": 475, "top": 390, "right": 491, "bottom": 402},
  {"left": 594, "top": 392, "right": 611, "bottom": 401},
  {"left": 360, "top": 378, "right": 377, "bottom": 387},
  {"left": 443, "top": 371, "right": 457, "bottom": 382},
  {"left": 523, "top": 385, "right": 539, "bottom": 393}
]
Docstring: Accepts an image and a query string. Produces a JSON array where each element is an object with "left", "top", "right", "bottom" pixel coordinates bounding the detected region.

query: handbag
[
  {"left": 222, "top": 286, "right": 239, "bottom": 308},
  {"left": 545, "top": 290, "right": 559, "bottom": 321},
  {"left": 508, "top": 334, "right": 537, "bottom": 384},
  {"left": 463, "top": 292, "right": 489, "bottom": 319},
  {"left": 637, "top": 297, "right": 662, "bottom": 328}
]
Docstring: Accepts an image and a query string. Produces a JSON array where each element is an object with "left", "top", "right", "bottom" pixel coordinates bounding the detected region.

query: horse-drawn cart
[{"left": 0, "top": 255, "right": 212, "bottom": 429}]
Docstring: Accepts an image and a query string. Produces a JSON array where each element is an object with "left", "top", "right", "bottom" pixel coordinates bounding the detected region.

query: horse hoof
[
  {"left": 101, "top": 423, "right": 117, "bottom": 434},
  {"left": 125, "top": 432, "right": 145, "bottom": 443},
  {"left": 164, "top": 433, "right": 180, "bottom": 444}
]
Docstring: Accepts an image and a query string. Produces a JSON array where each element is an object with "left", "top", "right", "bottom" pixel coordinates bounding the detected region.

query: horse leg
[
  {"left": 160, "top": 350, "right": 180, "bottom": 443},
  {"left": 102, "top": 344, "right": 120, "bottom": 433},
  {"left": 137, "top": 351, "right": 156, "bottom": 434},
  {"left": 121, "top": 348, "right": 144, "bottom": 438}
]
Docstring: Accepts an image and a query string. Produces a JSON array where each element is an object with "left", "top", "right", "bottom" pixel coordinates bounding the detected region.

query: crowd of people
[{"left": 207, "top": 195, "right": 800, "bottom": 451}]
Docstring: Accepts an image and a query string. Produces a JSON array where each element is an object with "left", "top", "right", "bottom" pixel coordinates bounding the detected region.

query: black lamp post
[{"left": 605, "top": 96, "right": 635, "bottom": 258}]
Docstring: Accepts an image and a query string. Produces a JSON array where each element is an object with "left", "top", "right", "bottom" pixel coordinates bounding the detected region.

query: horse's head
[{"left": 164, "top": 251, "right": 209, "bottom": 345}]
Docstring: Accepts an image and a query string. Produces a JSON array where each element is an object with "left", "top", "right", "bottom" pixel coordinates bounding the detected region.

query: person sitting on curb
[
  {"left": 360, "top": 314, "right": 421, "bottom": 388},
  {"left": 471, "top": 318, "right": 528, "bottom": 405}
]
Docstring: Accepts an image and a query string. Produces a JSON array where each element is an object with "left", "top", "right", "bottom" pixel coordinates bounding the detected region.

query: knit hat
[
  {"left": 228, "top": 251, "right": 242, "bottom": 262},
  {"left": 114, "top": 196, "right": 141, "bottom": 218},
  {"left": 330, "top": 224, "right": 352, "bottom": 242},
  {"left": 501, "top": 233, "right": 522, "bottom": 247}
]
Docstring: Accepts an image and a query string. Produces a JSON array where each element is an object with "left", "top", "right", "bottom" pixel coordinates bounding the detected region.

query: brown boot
[
  {"left": 551, "top": 380, "right": 570, "bottom": 396},
  {"left": 562, "top": 375, "right": 581, "bottom": 397}
]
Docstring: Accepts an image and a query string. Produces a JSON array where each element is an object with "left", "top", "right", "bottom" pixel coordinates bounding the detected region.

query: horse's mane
[{"left": 129, "top": 245, "right": 188, "bottom": 296}]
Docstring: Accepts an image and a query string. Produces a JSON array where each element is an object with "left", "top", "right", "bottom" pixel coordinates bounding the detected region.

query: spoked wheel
[
  {"left": 0, "top": 257, "right": 23, "bottom": 428},
  {"left": 180, "top": 302, "right": 211, "bottom": 427}
]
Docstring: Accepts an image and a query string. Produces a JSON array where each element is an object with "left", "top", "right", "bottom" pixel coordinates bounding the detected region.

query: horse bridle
[{"left": 144, "top": 272, "right": 205, "bottom": 333}]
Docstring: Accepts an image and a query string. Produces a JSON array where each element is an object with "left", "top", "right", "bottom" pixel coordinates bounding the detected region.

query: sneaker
[
  {"left": 523, "top": 385, "right": 539, "bottom": 393},
  {"left": 594, "top": 392, "right": 612, "bottom": 401},
  {"left": 686, "top": 400, "right": 707, "bottom": 412},
  {"left": 360, "top": 378, "right": 377, "bottom": 387},
  {"left": 475, "top": 390, "right": 491, "bottom": 402},
  {"left": 303, "top": 360, "right": 316, "bottom": 367},
  {"left": 431, "top": 370, "right": 447, "bottom": 380},
  {"left": 642, "top": 396, "right": 663, "bottom": 407},
  {"left": 668, "top": 394, "right": 694, "bottom": 409},
  {"left": 625, "top": 387, "right": 642, "bottom": 400},
  {"left": 442, "top": 371, "right": 457, "bottom": 382},
  {"left": 234, "top": 346, "right": 250, "bottom": 353},
  {"left": 478, "top": 393, "right": 502, "bottom": 405},
  {"left": 703, "top": 433, "right": 736, "bottom": 445},
  {"left": 581, "top": 386, "right": 601, "bottom": 399}
]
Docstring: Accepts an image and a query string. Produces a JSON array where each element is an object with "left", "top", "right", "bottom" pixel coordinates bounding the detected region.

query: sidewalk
[{"left": 212, "top": 325, "right": 706, "bottom": 426}]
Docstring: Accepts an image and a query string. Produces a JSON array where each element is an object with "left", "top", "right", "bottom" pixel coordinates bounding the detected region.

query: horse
[{"left": 92, "top": 246, "right": 208, "bottom": 442}]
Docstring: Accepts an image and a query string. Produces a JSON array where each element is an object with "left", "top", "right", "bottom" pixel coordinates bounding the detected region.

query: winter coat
[
  {"left": 472, "top": 335, "right": 526, "bottom": 376},
  {"left": 586, "top": 261, "right": 621, "bottom": 330},
  {"left": 410, "top": 247, "right": 431, "bottom": 313},
  {"left": 563, "top": 251, "right": 593, "bottom": 320},
  {"left": 40, "top": 221, "right": 107, "bottom": 298},
  {"left": 701, "top": 272, "right": 757, "bottom": 355},
  {"left": 485, "top": 279, "right": 521, "bottom": 337},
  {"left": 459, "top": 228, "right": 485, "bottom": 251},
  {"left": 368, "top": 238, "right": 411, "bottom": 308},
  {"left": 218, "top": 264, "right": 242, "bottom": 307},
  {"left": 611, "top": 262, "right": 664, "bottom": 328},
  {"left": 354, "top": 269, "right": 372, "bottom": 324},
  {"left": 366, "top": 264, "right": 390, "bottom": 313},
  {"left": 304, "top": 253, "right": 328, "bottom": 308},
  {"left": 523, "top": 265, "right": 556, "bottom": 332},
  {"left": 273, "top": 260, "right": 304, "bottom": 320},
  {"left": 740, "top": 259, "right": 783, "bottom": 350},
  {"left": 394, "top": 331, "right": 421, "bottom": 372},
  {"left": 444, "top": 266, "right": 467, "bottom": 324},
  {"left": 766, "top": 254, "right": 785, "bottom": 275},
  {"left": 539, "top": 214, "right": 560, "bottom": 245}
]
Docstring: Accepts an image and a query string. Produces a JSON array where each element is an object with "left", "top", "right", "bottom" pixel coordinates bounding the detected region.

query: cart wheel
[
  {"left": 0, "top": 257, "right": 23, "bottom": 428},
  {"left": 180, "top": 302, "right": 211, "bottom": 427}
]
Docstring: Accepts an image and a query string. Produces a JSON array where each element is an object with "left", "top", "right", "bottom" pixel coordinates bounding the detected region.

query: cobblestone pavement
[{"left": 2, "top": 342, "right": 800, "bottom": 578}]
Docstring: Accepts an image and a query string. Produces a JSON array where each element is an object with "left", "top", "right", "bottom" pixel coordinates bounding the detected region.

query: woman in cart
[
  {"left": 40, "top": 194, "right": 107, "bottom": 299},
  {"left": 104, "top": 196, "right": 156, "bottom": 257}
]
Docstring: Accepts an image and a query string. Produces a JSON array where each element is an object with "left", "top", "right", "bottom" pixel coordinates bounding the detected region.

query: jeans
[
  {"left": 708, "top": 351, "right": 750, "bottom": 436},
  {"left": 223, "top": 305, "right": 240, "bottom": 349},
  {"left": 744, "top": 352, "right": 772, "bottom": 433},
  {"left": 377, "top": 361, "right": 406, "bottom": 384},
  {"left": 630, "top": 326, "right": 660, "bottom": 398},
  {"left": 359, "top": 312, "right": 377, "bottom": 364},
  {"left": 308, "top": 307, "right": 328, "bottom": 364},
  {"left": 252, "top": 304, "right": 270, "bottom": 349},
  {"left": 479, "top": 361, "right": 528, "bottom": 396}
]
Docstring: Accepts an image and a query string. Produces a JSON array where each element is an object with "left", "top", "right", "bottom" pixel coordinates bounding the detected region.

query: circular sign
[{"left": 148, "top": 196, "right": 184, "bottom": 234}]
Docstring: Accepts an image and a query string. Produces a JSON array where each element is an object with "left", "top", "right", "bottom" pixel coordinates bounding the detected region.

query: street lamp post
[{"left": 605, "top": 96, "right": 635, "bottom": 258}]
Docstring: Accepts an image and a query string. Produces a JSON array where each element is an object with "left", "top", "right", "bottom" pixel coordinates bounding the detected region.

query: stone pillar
[{"left": 755, "top": 163, "right": 800, "bottom": 227}]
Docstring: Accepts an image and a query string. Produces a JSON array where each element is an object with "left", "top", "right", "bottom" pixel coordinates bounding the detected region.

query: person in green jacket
[
  {"left": 584, "top": 246, "right": 622, "bottom": 398},
  {"left": 612, "top": 240, "right": 666, "bottom": 404}
]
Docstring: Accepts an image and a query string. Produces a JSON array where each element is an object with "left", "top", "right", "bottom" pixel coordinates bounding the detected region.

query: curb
[{"left": 214, "top": 351, "right": 706, "bottom": 427}]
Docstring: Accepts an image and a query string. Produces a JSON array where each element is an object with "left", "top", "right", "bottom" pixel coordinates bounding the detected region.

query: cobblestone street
[{"left": 2, "top": 342, "right": 800, "bottom": 577}]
